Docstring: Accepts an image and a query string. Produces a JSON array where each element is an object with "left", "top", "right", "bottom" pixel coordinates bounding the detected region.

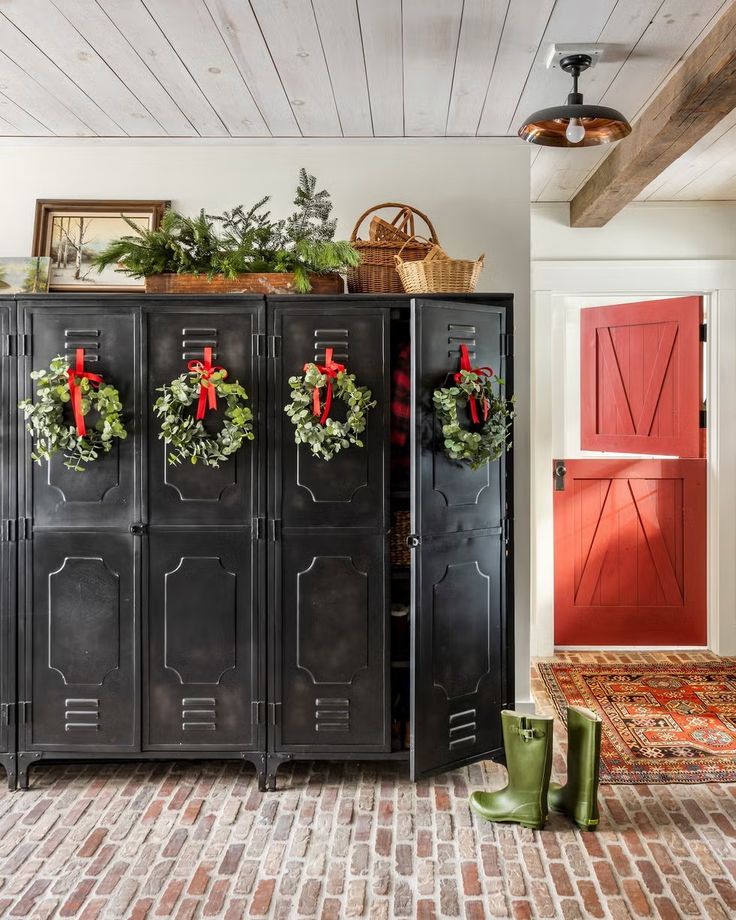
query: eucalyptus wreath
[
  {"left": 433, "top": 369, "right": 513, "bottom": 470},
  {"left": 285, "top": 363, "right": 376, "bottom": 461},
  {"left": 153, "top": 367, "right": 254, "bottom": 468},
  {"left": 18, "top": 355, "right": 127, "bottom": 472}
]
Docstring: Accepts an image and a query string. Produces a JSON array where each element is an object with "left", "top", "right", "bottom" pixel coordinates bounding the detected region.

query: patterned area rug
[{"left": 538, "top": 660, "right": 736, "bottom": 783}]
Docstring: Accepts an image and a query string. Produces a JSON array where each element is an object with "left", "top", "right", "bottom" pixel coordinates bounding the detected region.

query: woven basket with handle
[
  {"left": 394, "top": 236, "right": 484, "bottom": 294},
  {"left": 347, "top": 203, "right": 438, "bottom": 293}
]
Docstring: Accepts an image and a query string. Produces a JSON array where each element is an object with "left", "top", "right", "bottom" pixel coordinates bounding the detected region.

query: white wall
[
  {"left": 0, "top": 139, "right": 534, "bottom": 705},
  {"left": 533, "top": 201, "right": 736, "bottom": 262}
]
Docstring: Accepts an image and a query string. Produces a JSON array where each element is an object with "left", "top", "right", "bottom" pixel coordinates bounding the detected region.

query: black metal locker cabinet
[
  {"left": 144, "top": 302, "right": 265, "bottom": 753},
  {"left": 0, "top": 299, "right": 16, "bottom": 788},
  {"left": 17, "top": 302, "right": 140, "bottom": 778},
  {"left": 409, "top": 298, "right": 513, "bottom": 780},
  {"left": 268, "top": 301, "right": 390, "bottom": 759}
]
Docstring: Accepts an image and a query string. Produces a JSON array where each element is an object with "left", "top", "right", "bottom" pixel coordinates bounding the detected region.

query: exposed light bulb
[{"left": 565, "top": 118, "right": 586, "bottom": 144}]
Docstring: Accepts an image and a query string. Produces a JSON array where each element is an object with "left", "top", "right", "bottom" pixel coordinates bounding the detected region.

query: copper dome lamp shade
[{"left": 518, "top": 53, "right": 631, "bottom": 147}]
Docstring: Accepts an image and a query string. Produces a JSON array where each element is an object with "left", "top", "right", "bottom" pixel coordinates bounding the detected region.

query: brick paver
[{"left": 0, "top": 652, "right": 734, "bottom": 918}]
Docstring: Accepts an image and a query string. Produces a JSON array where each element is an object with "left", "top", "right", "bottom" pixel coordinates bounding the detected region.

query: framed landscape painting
[
  {"left": 0, "top": 257, "right": 50, "bottom": 293},
  {"left": 32, "top": 199, "right": 168, "bottom": 292}
]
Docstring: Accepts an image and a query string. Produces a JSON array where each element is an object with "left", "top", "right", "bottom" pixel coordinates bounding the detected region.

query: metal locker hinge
[
  {"left": 502, "top": 518, "right": 512, "bottom": 542},
  {"left": 500, "top": 332, "right": 514, "bottom": 357},
  {"left": 252, "top": 701, "right": 266, "bottom": 725},
  {"left": 700, "top": 407, "right": 707, "bottom": 429},
  {"left": 269, "top": 702, "right": 281, "bottom": 725},
  {"left": 700, "top": 323, "right": 708, "bottom": 342},
  {"left": 253, "top": 333, "right": 267, "bottom": 357},
  {"left": 268, "top": 519, "right": 281, "bottom": 542},
  {"left": 553, "top": 460, "right": 567, "bottom": 491}
]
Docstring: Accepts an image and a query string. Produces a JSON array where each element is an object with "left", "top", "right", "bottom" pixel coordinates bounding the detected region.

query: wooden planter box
[{"left": 144, "top": 272, "right": 344, "bottom": 295}]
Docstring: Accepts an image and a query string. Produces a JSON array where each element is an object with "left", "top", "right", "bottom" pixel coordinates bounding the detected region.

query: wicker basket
[
  {"left": 347, "top": 203, "right": 438, "bottom": 294},
  {"left": 395, "top": 237, "right": 484, "bottom": 294},
  {"left": 390, "top": 510, "right": 412, "bottom": 568}
]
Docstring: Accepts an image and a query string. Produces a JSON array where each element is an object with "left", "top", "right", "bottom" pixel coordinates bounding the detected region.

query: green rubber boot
[
  {"left": 469, "top": 710, "right": 554, "bottom": 830},
  {"left": 548, "top": 706, "right": 602, "bottom": 831}
]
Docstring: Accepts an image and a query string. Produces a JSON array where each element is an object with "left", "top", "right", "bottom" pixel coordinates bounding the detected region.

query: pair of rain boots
[{"left": 469, "top": 707, "right": 602, "bottom": 831}]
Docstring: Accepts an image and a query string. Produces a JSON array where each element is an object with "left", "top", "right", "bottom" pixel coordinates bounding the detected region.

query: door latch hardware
[
  {"left": 252, "top": 701, "right": 266, "bottom": 725},
  {"left": 269, "top": 702, "right": 281, "bottom": 725},
  {"left": 129, "top": 522, "right": 147, "bottom": 536},
  {"left": 553, "top": 460, "right": 567, "bottom": 491},
  {"left": 252, "top": 517, "right": 266, "bottom": 540},
  {"left": 406, "top": 534, "right": 421, "bottom": 548},
  {"left": 268, "top": 519, "right": 281, "bottom": 542}
]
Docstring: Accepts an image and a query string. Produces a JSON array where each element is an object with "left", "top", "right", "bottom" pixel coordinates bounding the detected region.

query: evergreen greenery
[
  {"left": 19, "top": 355, "right": 127, "bottom": 472},
  {"left": 285, "top": 363, "right": 376, "bottom": 461},
  {"left": 433, "top": 370, "right": 513, "bottom": 470},
  {"left": 93, "top": 169, "right": 360, "bottom": 293},
  {"left": 153, "top": 366, "right": 254, "bottom": 468}
]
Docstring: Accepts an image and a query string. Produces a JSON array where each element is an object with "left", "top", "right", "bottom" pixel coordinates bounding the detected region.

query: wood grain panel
[
  {"left": 98, "top": 0, "right": 226, "bottom": 137},
  {"left": 403, "top": 0, "right": 463, "bottom": 136},
  {"left": 357, "top": 0, "right": 403, "bottom": 136},
  {"left": 250, "top": 0, "right": 341, "bottom": 136},
  {"left": 142, "top": 0, "right": 269, "bottom": 136},
  {"left": 1, "top": 0, "right": 164, "bottom": 135}
]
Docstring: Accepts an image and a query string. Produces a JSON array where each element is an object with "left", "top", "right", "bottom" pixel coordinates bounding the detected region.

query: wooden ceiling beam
[{"left": 570, "top": 2, "right": 736, "bottom": 227}]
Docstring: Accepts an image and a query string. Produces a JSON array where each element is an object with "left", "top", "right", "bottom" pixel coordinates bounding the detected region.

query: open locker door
[{"left": 410, "top": 298, "right": 512, "bottom": 780}]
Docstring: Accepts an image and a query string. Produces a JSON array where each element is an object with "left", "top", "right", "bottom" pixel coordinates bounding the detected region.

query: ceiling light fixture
[{"left": 518, "top": 53, "right": 631, "bottom": 147}]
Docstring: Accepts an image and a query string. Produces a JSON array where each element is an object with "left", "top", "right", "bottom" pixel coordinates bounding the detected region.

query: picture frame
[
  {"left": 32, "top": 199, "right": 169, "bottom": 292},
  {"left": 0, "top": 257, "right": 51, "bottom": 294}
]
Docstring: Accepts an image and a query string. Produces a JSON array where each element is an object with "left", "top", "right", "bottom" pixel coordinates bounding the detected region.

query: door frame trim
[{"left": 531, "top": 259, "right": 736, "bottom": 657}]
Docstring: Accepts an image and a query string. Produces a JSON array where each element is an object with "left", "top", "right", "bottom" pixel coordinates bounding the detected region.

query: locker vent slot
[
  {"left": 182, "top": 697, "right": 216, "bottom": 731},
  {"left": 447, "top": 323, "right": 476, "bottom": 359},
  {"left": 315, "top": 698, "right": 350, "bottom": 732},
  {"left": 182, "top": 328, "right": 218, "bottom": 361},
  {"left": 448, "top": 708, "right": 476, "bottom": 749},
  {"left": 64, "top": 698, "right": 100, "bottom": 732},
  {"left": 65, "top": 329, "right": 100, "bottom": 363},
  {"left": 314, "top": 328, "right": 348, "bottom": 362}
]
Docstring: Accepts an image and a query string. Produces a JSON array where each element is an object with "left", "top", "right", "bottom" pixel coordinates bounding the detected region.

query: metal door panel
[
  {"left": 412, "top": 300, "right": 506, "bottom": 536},
  {"left": 19, "top": 305, "right": 139, "bottom": 529},
  {"left": 410, "top": 298, "right": 512, "bottom": 780},
  {"left": 147, "top": 309, "right": 259, "bottom": 525},
  {"left": 145, "top": 531, "right": 261, "bottom": 750},
  {"left": 0, "top": 301, "right": 14, "bottom": 761},
  {"left": 24, "top": 531, "right": 137, "bottom": 751},
  {"left": 273, "top": 532, "right": 388, "bottom": 752},
  {"left": 272, "top": 304, "right": 388, "bottom": 531}
]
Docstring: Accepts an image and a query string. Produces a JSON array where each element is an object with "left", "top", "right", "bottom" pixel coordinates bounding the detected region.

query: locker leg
[
  {"left": 0, "top": 754, "right": 16, "bottom": 791},
  {"left": 266, "top": 753, "right": 292, "bottom": 792},
  {"left": 17, "top": 753, "right": 41, "bottom": 790}
]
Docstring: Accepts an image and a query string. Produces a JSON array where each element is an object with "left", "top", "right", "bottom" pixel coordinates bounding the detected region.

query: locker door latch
[
  {"left": 406, "top": 534, "right": 421, "bottom": 548},
  {"left": 553, "top": 460, "right": 567, "bottom": 491},
  {"left": 129, "top": 522, "right": 147, "bottom": 536}
]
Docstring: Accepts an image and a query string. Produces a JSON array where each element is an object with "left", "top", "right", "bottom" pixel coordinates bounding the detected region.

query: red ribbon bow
[
  {"left": 188, "top": 346, "right": 226, "bottom": 420},
  {"left": 306, "top": 347, "right": 345, "bottom": 425},
  {"left": 454, "top": 343, "right": 493, "bottom": 424},
  {"left": 66, "top": 347, "right": 103, "bottom": 437}
]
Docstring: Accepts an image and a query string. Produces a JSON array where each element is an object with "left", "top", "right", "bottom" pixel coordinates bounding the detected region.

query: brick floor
[{"left": 0, "top": 652, "right": 734, "bottom": 918}]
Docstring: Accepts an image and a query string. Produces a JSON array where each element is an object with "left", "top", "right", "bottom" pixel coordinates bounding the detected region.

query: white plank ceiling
[{"left": 0, "top": 0, "right": 734, "bottom": 201}]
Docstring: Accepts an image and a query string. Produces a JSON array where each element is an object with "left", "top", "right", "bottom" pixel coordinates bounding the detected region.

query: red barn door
[
  {"left": 555, "top": 297, "right": 706, "bottom": 646},
  {"left": 554, "top": 460, "right": 706, "bottom": 646},
  {"left": 581, "top": 296, "right": 703, "bottom": 457}
]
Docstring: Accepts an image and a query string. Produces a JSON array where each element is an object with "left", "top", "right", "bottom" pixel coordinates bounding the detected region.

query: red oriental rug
[{"left": 538, "top": 660, "right": 736, "bottom": 783}]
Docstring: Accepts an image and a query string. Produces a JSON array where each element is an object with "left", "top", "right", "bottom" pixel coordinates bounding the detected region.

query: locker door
[
  {"left": 410, "top": 298, "right": 513, "bottom": 780},
  {"left": 144, "top": 301, "right": 265, "bottom": 752},
  {"left": 18, "top": 301, "right": 140, "bottom": 752},
  {"left": 0, "top": 300, "right": 15, "bottom": 776},
  {"left": 270, "top": 301, "right": 389, "bottom": 753}
]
